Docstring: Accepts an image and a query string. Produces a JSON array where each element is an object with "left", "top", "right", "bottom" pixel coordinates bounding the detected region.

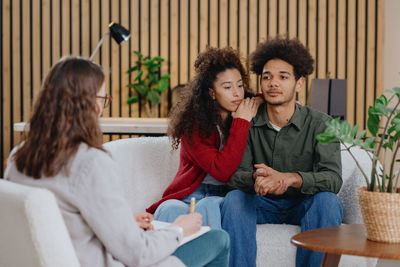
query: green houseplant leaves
[
  {"left": 317, "top": 85, "right": 400, "bottom": 193},
  {"left": 127, "top": 51, "right": 170, "bottom": 116}
]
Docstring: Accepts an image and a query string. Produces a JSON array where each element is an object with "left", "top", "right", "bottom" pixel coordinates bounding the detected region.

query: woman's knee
[
  {"left": 196, "top": 196, "right": 224, "bottom": 209},
  {"left": 206, "top": 229, "right": 230, "bottom": 251},
  {"left": 154, "top": 199, "right": 189, "bottom": 221}
]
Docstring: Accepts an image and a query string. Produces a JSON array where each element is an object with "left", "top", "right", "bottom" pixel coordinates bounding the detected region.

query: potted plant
[
  {"left": 127, "top": 51, "right": 170, "bottom": 117},
  {"left": 317, "top": 85, "right": 400, "bottom": 243}
]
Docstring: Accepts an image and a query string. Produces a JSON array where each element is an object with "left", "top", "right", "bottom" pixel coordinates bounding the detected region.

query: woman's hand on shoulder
[
  {"left": 232, "top": 97, "right": 259, "bottom": 122},
  {"left": 172, "top": 213, "right": 202, "bottom": 237}
]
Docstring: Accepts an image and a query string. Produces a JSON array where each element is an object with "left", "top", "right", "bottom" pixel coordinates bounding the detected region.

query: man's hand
[
  {"left": 253, "top": 164, "right": 303, "bottom": 196},
  {"left": 134, "top": 212, "right": 154, "bottom": 231}
]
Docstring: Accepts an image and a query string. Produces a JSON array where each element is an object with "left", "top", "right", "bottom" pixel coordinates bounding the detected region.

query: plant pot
[{"left": 356, "top": 187, "right": 400, "bottom": 243}]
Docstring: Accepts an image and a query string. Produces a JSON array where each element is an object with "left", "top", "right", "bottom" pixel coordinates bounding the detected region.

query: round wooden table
[{"left": 291, "top": 224, "right": 400, "bottom": 267}]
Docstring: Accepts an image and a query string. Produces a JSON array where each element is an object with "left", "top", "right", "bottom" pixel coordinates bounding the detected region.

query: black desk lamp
[{"left": 89, "top": 22, "right": 130, "bottom": 60}]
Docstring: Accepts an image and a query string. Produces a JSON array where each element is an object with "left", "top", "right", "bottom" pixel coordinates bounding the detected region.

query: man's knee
[
  {"left": 312, "top": 192, "right": 343, "bottom": 221},
  {"left": 222, "top": 190, "right": 253, "bottom": 210}
]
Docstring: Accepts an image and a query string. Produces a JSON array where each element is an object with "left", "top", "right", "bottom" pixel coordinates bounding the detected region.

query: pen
[{"left": 190, "top": 197, "right": 196, "bottom": 213}]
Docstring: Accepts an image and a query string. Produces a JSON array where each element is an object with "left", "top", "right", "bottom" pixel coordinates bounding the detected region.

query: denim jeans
[
  {"left": 173, "top": 229, "right": 230, "bottom": 267},
  {"left": 220, "top": 190, "right": 343, "bottom": 267},
  {"left": 154, "top": 184, "right": 229, "bottom": 229}
]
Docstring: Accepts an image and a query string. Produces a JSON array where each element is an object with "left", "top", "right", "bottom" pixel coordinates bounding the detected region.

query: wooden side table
[{"left": 291, "top": 224, "right": 400, "bottom": 267}]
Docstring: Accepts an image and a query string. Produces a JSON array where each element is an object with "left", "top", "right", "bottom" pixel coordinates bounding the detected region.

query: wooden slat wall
[{"left": 0, "top": 0, "right": 385, "bottom": 176}]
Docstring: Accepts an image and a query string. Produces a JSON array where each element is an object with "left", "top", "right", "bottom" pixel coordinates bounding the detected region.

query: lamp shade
[{"left": 109, "top": 22, "right": 130, "bottom": 44}]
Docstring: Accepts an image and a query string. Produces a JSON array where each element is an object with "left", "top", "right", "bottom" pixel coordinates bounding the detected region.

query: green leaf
[
  {"left": 390, "top": 86, "right": 400, "bottom": 98},
  {"left": 127, "top": 96, "right": 139, "bottom": 104},
  {"left": 127, "top": 65, "right": 139, "bottom": 73},
  {"left": 367, "top": 106, "right": 380, "bottom": 136},
  {"left": 147, "top": 73, "right": 157, "bottom": 85},
  {"left": 340, "top": 121, "right": 351, "bottom": 136},
  {"left": 148, "top": 91, "right": 161, "bottom": 104},
  {"left": 161, "top": 74, "right": 171, "bottom": 80},
  {"left": 362, "top": 137, "right": 376, "bottom": 150},
  {"left": 342, "top": 136, "right": 354, "bottom": 144},
  {"left": 134, "top": 70, "right": 143, "bottom": 81},
  {"left": 133, "top": 84, "right": 148, "bottom": 95},
  {"left": 158, "top": 79, "right": 169, "bottom": 92},
  {"left": 376, "top": 103, "right": 392, "bottom": 115},
  {"left": 149, "top": 64, "right": 161, "bottom": 72},
  {"left": 392, "top": 117, "right": 400, "bottom": 126},
  {"left": 350, "top": 125, "right": 359, "bottom": 138},
  {"left": 152, "top": 56, "right": 164, "bottom": 62},
  {"left": 316, "top": 132, "right": 337, "bottom": 143},
  {"left": 133, "top": 50, "right": 143, "bottom": 58},
  {"left": 356, "top": 130, "right": 367, "bottom": 140},
  {"left": 376, "top": 94, "right": 388, "bottom": 106}
]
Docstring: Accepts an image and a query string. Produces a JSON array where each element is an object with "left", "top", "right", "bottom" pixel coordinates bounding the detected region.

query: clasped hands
[{"left": 253, "top": 164, "right": 302, "bottom": 196}]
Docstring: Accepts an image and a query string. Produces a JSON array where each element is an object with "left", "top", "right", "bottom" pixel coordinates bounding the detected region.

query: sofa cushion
[{"left": 104, "top": 136, "right": 180, "bottom": 213}]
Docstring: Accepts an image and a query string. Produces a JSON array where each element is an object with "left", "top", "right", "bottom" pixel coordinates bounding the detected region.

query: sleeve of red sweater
[{"left": 181, "top": 118, "right": 250, "bottom": 182}]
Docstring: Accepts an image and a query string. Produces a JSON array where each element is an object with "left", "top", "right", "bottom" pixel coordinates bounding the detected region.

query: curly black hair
[
  {"left": 168, "top": 46, "right": 252, "bottom": 150},
  {"left": 250, "top": 37, "right": 314, "bottom": 80}
]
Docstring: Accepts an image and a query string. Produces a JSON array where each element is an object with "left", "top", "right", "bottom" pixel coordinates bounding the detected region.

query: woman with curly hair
[
  {"left": 5, "top": 56, "right": 230, "bottom": 267},
  {"left": 147, "top": 47, "right": 262, "bottom": 229}
]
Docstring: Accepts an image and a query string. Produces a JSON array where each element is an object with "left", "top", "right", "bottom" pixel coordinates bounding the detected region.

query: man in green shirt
[{"left": 221, "top": 37, "right": 343, "bottom": 267}]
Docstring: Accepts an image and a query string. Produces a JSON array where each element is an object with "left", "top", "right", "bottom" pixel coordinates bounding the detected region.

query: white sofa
[
  {"left": 0, "top": 136, "right": 381, "bottom": 267},
  {"left": 103, "top": 136, "right": 379, "bottom": 267}
]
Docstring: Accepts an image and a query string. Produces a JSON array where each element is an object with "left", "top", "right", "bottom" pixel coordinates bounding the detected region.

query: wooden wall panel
[
  {"left": 0, "top": 0, "right": 386, "bottom": 176},
  {"left": 219, "top": 0, "right": 228, "bottom": 48},
  {"left": 327, "top": 0, "right": 336, "bottom": 78},
  {"left": 228, "top": 0, "right": 238, "bottom": 49},
  {"left": 297, "top": 0, "right": 307, "bottom": 104},
  {"left": 12, "top": 0, "right": 21, "bottom": 149},
  {"left": 347, "top": 0, "right": 356, "bottom": 126},
  {"left": 3, "top": 0, "right": 11, "bottom": 178}
]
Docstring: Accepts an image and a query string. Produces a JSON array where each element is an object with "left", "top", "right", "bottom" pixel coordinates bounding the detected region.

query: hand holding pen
[{"left": 134, "top": 212, "right": 154, "bottom": 230}]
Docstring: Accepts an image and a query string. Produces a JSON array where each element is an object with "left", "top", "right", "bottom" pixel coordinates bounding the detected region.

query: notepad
[{"left": 151, "top": 220, "right": 211, "bottom": 246}]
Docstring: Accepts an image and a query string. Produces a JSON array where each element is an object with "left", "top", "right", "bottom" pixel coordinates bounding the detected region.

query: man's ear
[
  {"left": 295, "top": 77, "right": 305, "bottom": 93},
  {"left": 209, "top": 88, "right": 215, "bottom": 99}
]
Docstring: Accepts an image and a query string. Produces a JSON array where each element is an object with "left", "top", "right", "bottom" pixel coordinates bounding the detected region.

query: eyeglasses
[{"left": 96, "top": 94, "right": 113, "bottom": 109}]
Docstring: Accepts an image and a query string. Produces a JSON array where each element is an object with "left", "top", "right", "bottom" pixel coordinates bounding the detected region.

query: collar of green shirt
[{"left": 252, "top": 103, "right": 305, "bottom": 131}]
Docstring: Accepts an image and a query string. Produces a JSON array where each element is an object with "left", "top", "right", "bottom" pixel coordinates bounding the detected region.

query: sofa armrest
[{"left": 338, "top": 144, "right": 375, "bottom": 224}]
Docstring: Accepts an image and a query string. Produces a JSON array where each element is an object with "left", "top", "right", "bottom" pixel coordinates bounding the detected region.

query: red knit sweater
[{"left": 146, "top": 118, "right": 251, "bottom": 214}]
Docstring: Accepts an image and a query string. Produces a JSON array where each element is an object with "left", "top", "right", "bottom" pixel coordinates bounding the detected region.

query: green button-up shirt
[{"left": 227, "top": 103, "right": 342, "bottom": 198}]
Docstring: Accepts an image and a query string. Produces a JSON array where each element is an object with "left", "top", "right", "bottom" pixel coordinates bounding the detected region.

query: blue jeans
[
  {"left": 221, "top": 190, "right": 343, "bottom": 267},
  {"left": 173, "top": 229, "right": 230, "bottom": 267},
  {"left": 155, "top": 184, "right": 228, "bottom": 229}
]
